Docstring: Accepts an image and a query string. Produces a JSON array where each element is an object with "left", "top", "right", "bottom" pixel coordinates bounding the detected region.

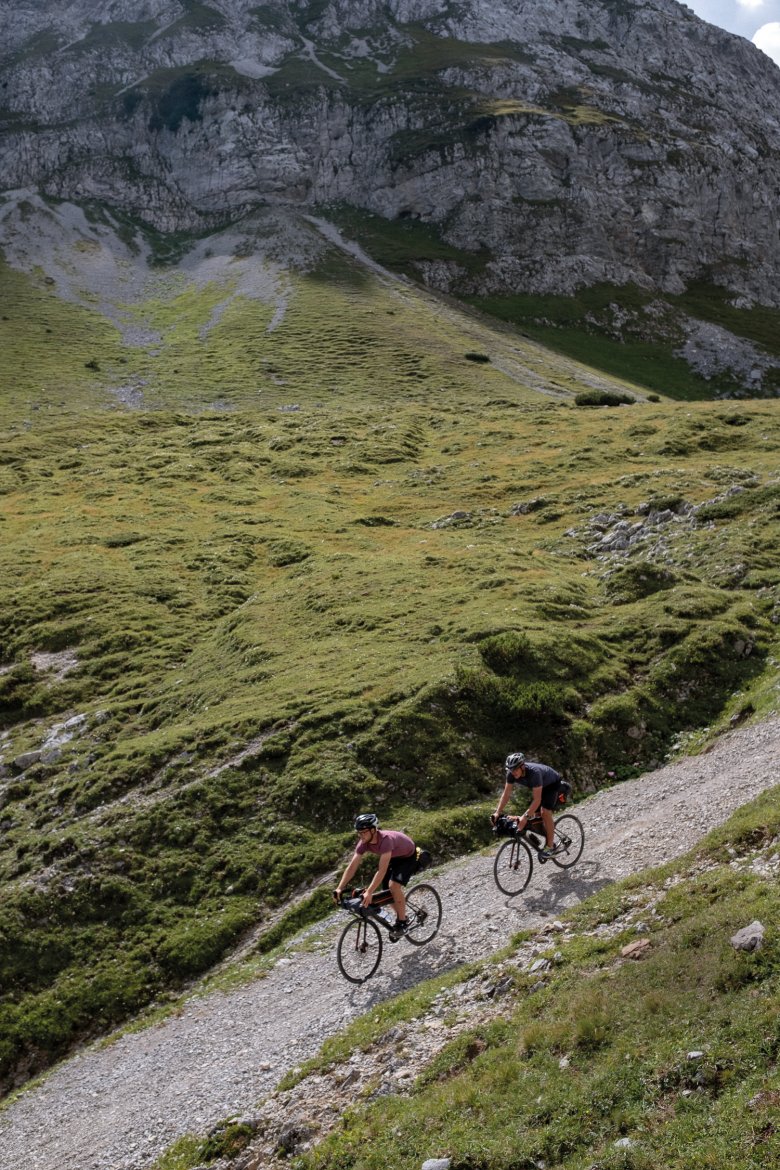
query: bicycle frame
[
  {"left": 493, "top": 810, "right": 584, "bottom": 896},
  {"left": 336, "top": 883, "right": 443, "bottom": 983}
]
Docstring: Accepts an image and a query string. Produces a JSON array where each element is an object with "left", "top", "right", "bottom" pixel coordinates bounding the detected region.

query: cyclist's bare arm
[
  {"left": 512, "top": 786, "right": 543, "bottom": 830},
  {"left": 334, "top": 851, "right": 361, "bottom": 901},
  {"left": 493, "top": 781, "right": 514, "bottom": 820},
  {"left": 526, "top": 787, "right": 542, "bottom": 817}
]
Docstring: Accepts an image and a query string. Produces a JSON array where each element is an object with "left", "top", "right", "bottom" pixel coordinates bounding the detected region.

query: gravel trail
[{"left": 1, "top": 716, "right": 778, "bottom": 1170}]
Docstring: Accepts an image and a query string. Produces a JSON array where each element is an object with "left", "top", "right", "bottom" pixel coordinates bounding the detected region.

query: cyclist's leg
[
  {"left": 387, "top": 878, "right": 406, "bottom": 921},
  {"left": 539, "top": 788, "right": 558, "bottom": 846},
  {"left": 387, "top": 853, "right": 418, "bottom": 922}
]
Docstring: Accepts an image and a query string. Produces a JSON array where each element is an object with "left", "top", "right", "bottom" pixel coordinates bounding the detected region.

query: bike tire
[
  {"left": 551, "top": 814, "right": 585, "bottom": 868},
  {"left": 493, "top": 837, "right": 533, "bottom": 896},
  {"left": 336, "top": 916, "right": 383, "bottom": 984},
  {"left": 404, "top": 883, "right": 442, "bottom": 945}
]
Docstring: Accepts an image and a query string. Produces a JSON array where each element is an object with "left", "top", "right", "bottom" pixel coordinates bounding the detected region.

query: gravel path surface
[{"left": 1, "top": 716, "right": 778, "bottom": 1170}]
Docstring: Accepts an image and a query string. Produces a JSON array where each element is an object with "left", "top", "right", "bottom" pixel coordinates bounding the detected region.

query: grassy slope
[
  {"left": 467, "top": 285, "right": 780, "bottom": 403},
  {"left": 1, "top": 243, "right": 779, "bottom": 1091},
  {"left": 315, "top": 215, "right": 780, "bottom": 403},
  {"left": 0, "top": 244, "right": 622, "bottom": 414}
]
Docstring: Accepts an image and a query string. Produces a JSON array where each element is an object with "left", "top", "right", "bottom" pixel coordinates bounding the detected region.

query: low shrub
[
  {"left": 605, "top": 562, "right": 678, "bottom": 604},
  {"left": 265, "top": 538, "right": 311, "bottom": 566},
  {"left": 0, "top": 662, "right": 38, "bottom": 723},
  {"left": 477, "top": 630, "right": 536, "bottom": 674},
  {"left": 256, "top": 887, "right": 334, "bottom": 954},
  {"left": 156, "top": 905, "right": 254, "bottom": 978},
  {"left": 574, "top": 389, "right": 634, "bottom": 407}
]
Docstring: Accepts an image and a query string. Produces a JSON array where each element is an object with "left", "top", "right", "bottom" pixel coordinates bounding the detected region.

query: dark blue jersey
[{"left": 508, "top": 761, "right": 561, "bottom": 791}]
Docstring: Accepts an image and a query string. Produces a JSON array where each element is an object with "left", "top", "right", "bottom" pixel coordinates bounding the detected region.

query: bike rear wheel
[
  {"left": 405, "top": 883, "right": 442, "bottom": 945},
  {"left": 551, "top": 814, "right": 585, "bottom": 868},
  {"left": 337, "top": 917, "right": 383, "bottom": 983},
  {"left": 493, "top": 837, "right": 533, "bottom": 896}
]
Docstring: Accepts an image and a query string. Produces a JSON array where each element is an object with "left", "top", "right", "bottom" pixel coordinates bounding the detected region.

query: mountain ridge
[{"left": 2, "top": 0, "right": 779, "bottom": 306}]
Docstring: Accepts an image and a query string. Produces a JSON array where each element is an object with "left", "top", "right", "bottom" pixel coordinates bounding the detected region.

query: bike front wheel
[
  {"left": 405, "top": 883, "right": 442, "bottom": 945},
  {"left": 552, "top": 814, "right": 585, "bottom": 868},
  {"left": 493, "top": 837, "right": 533, "bottom": 896},
  {"left": 337, "top": 917, "right": 383, "bottom": 983}
]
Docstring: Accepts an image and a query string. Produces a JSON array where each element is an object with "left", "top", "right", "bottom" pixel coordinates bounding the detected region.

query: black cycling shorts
[
  {"left": 538, "top": 783, "right": 563, "bottom": 811},
  {"left": 382, "top": 851, "right": 418, "bottom": 888}
]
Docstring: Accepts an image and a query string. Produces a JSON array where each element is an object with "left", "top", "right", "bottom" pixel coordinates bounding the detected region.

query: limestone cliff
[{"left": 1, "top": 0, "right": 779, "bottom": 308}]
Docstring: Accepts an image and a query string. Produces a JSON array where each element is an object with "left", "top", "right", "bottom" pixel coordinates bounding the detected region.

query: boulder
[{"left": 730, "top": 921, "right": 764, "bottom": 952}]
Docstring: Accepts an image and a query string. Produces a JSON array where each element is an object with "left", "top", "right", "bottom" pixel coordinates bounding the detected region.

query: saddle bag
[
  {"left": 415, "top": 846, "right": 432, "bottom": 872},
  {"left": 556, "top": 780, "right": 572, "bottom": 806}
]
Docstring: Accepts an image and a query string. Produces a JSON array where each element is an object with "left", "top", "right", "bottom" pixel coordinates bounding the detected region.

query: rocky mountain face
[{"left": 2, "top": 1, "right": 780, "bottom": 315}]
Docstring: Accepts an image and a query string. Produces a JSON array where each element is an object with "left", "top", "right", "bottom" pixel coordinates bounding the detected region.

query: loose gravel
[{"left": 1, "top": 716, "right": 778, "bottom": 1170}]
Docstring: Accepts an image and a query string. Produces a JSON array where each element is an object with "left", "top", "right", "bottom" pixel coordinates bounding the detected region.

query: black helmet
[
  {"left": 354, "top": 812, "right": 379, "bottom": 832},
  {"left": 505, "top": 752, "right": 525, "bottom": 772}
]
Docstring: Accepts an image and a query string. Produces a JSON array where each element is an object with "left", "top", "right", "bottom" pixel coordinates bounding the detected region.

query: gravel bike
[
  {"left": 336, "top": 883, "right": 442, "bottom": 984},
  {"left": 492, "top": 811, "right": 585, "bottom": 896}
]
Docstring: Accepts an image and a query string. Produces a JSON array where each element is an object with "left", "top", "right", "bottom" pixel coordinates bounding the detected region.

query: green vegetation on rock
[{"left": 467, "top": 283, "right": 780, "bottom": 402}]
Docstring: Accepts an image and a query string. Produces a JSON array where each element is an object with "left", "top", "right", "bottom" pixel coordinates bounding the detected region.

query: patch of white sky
[{"left": 683, "top": 0, "right": 780, "bottom": 65}]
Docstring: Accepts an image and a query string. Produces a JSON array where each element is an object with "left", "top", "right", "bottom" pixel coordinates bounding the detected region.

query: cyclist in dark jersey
[
  {"left": 333, "top": 813, "right": 418, "bottom": 940},
  {"left": 491, "top": 752, "right": 565, "bottom": 861}
]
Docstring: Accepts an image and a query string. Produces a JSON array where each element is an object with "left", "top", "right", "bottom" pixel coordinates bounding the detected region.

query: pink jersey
[{"left": 356, "top": 829, "right": 415, "bottom": 859}]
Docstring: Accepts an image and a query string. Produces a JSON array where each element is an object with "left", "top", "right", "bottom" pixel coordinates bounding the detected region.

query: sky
[{"left": 685, "top": 0, "right": 780, "bottom": 65}]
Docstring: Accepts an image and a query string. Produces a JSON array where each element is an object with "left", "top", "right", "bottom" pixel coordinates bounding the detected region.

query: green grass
[
  {"left": 264, "top": 23, "right": 536, "bottom": 103},
  {"left": 58, "top": 19, "right": 159, "bottom": 56},
  {"left": 671, "top": 281, "right": 780, "bottom": 357},
  {"left": 278, "top": 226, "right": 779, "bottom": 405},
  {"left": 322, "top": 204, "right": 490, "bottom": 278},
  {"left": 1, "top": 227, "right": 779, "bottom": 1094},
  {"left": 149, "top": 1121, "right": 253, "bottom": 1169},
  {"left": 0, "top": 243, "right": 569, "bottom": 413},
  {"left": 0, "top": 261, "right": 130, "bottom": 414}
]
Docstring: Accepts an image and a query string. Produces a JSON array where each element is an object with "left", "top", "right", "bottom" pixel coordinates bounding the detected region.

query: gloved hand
[
  {"left": 332, "top": 888, "right": 342, "bottom": 904},
  {"left": 490, "top": 813, "right": 498, "bottom": 826}
]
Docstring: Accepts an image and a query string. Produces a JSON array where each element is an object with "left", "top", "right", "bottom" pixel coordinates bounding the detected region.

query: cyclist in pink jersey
[{"left": 333, "top": 813, "right": 418, "bottom": 940}]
